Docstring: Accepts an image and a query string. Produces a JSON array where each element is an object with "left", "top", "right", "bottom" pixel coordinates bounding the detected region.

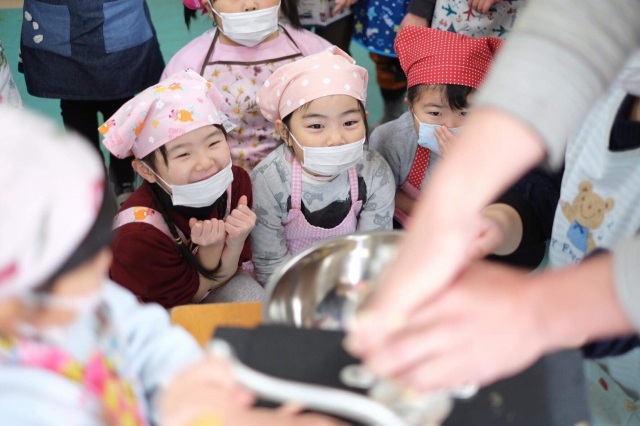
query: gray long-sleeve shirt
[
  {"left": 250, "top": 145, "right": 395, "bottom": 285},
  {"left": 474, "top": 0, "right": 640, "bottom": 329}
]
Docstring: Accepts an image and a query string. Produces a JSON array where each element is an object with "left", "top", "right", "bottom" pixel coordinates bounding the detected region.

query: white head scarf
[
  {"left": 0, "top": 106, "right": 105, "bottom": 300},
  {"left": 618, "top": 49, "right": 640, "bottom": 96}
]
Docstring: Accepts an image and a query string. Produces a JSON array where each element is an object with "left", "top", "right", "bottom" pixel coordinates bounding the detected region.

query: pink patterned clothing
[
  {"left": 0, "top": 337, "right": 147, "bottom": 426},
  {"left": 163, "top": 25, "right": 331, "bottom": 171},
  {"left": 284, "top": 159, "right": 363, "bottom": 255},
  {"left": 0, "top": 281, "right": 202, "bottom": 425},
  {"left": 395, "top": 145, "right": 431, "bottom": 227}
]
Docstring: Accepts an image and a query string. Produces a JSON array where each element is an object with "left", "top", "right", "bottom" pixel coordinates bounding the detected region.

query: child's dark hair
[
  {"left": 184, "top": 7, "right": 198, "bottom": 29},
  {"left": 282, "top": 99, "right": 369, "bottom": 141},
  {"left": 407, "top": 84, "right": 474, "bottom": 110},
  {"left": 142, "top": 124, "right": 228, "bottom": 281},
  {"left": 184, "top": 1, "right": 301, "bottom": 30}
]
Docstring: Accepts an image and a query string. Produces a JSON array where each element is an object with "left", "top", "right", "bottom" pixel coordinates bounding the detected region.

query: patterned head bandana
[
  {"left": 257, "top": 46, "right": 368, "bottom": 122},
  {"left": 0, "top": 107, "right": 106, "bottom": 300},
  {"left": 395, "top": 26, "right": 503, "bottom": 90},
  {"left": 101, "top": 69, "right": 235, "bottom": 159}
]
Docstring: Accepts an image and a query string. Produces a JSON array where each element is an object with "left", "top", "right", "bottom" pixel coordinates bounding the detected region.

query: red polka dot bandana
[
  {"left": 257, "top": 46, "right": 368, "bottom": 122},
  {"left": 395, "top": 26, "right": 503, "bottom": 90}
]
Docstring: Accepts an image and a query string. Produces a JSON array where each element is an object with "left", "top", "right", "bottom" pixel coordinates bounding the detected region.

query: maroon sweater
[{"left": 110, "top": 166, "right": 252, "bottom": 308}]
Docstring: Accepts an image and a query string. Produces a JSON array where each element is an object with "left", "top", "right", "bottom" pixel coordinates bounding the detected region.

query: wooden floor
[{"left": 0, "top": 0, "right": 23, "bottom": 9}]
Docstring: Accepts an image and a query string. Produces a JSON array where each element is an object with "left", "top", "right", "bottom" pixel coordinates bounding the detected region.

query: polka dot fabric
[
  {"left": 257, "top": 46, "right": 368, "bottom": 123},
  {"left": 101, "top": 69, "right": 234, "bottom": 159},
  {"left": 406, "top": 145, "right": 431, "bottom": 189},
  {"left": 394, "top": 26, "right": 503, "bottom": 90}
]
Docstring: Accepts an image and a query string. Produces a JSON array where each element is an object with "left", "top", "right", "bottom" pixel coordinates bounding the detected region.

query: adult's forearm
[
  {"left": 613, "top": 237, "right": 640, "bottom": 331},
  {"left": 530, "top": 253, "right": 636, "bottom": 355}
]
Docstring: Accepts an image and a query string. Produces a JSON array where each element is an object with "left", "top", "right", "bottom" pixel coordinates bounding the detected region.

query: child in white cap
[
  {"left": 251, "top": 46, "right": 395, "bottom": 284},
  {"left": 102, "top": 70, "right": 262, "bottom": 309},
  {"left": 0, "top": 106, "right": 341, "bottom": 426}
]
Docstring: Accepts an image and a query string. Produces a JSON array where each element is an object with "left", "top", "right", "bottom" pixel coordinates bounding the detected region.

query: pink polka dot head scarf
[
  {"left": 101, "top": 69, "right": 235, "bottom": 160},
  {"left": 0, "top": 107, "right": 105, "bottom": 300},
  {"left": 394, "top": 26, "right": 503, "bottom": 90},
  {"left": 257, "top": 46, "right": 368, "bottom": 123},
  {"left": 183, "top": 0, "right": 204, "bottom": 10}
]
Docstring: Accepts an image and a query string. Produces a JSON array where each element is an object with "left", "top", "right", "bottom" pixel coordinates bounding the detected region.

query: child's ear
[
  {"left": 275, "top": 120, "right": 290, "bottom": 146},
  {"left": 404, "top": 97, "right": 411, "bottom": 108},
  {"left": 132, "top": 159, "right": 157, "bottom": 184},
  {"left": 203, "top": 0, "right": 215, "bottom": 21}
]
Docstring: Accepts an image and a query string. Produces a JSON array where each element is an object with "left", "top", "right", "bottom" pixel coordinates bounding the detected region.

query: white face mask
[
  {"left": 149, "top": 161, "right": 234, "bottom": 208},
  {"left": 618, "top": 50, "right": 640, "bottom": 96},
  {"left": 17, "top": 290, "right": 104, "bottom": 345},
  {"left": 289, "top": 130, "right": 365, "bottom": 177},
  {"left": 213, "top": 2, "right": 280, "bottom": 47},
  {"left": 413, "top": 113, "right": 461, "bottom": 156}
]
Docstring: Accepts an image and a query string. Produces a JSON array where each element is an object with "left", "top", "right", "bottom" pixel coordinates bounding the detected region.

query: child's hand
[
  {"left": 160, "top": 355, "right": 255, "bottom": 426},
  {"left": 161, "top": 356, "right": 344, "bottom": 426},
  {"left": 468, "top": 204, "right": 523, "bottom": 260},
  {"left": 189, "top": 218, "right": 227, "bottom": 248},
  {"left": 468, "top": 0, "right": 503, "bottom": 14},
  {"left": 434, "top": 126, "right": 458, "bottom": 157},
  {"left": 467, "top": 215, "right": 507, "bottom": 260},
  {"left": 224, "top": 195, "right": 256, "bottom": 249},
  {"left": 399, "top": 12, "right": 428, "bottom": 31},
  {"left": 333, "top": 0, "right": 358, "bottom": 13}
]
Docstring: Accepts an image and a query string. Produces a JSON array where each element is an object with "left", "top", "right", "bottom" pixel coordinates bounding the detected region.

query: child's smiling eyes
[{"left": 305, "top": 119, "right": 360, "bottom": 130}]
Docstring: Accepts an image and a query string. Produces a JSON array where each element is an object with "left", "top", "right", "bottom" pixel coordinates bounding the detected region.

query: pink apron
[
  {"left": 394, "top": 145, "right": 431, "bottom": 227},
  {"left": 200, "top": 27, "right": 303, "bottom": 171},
  {"left": 283, "top": 159, "right": 363, "bottom": 255}
]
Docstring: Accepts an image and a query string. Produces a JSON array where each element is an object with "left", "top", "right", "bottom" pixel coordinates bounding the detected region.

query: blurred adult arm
[{"left": 349, "top": 0, "right": 640, "bottom": 358}]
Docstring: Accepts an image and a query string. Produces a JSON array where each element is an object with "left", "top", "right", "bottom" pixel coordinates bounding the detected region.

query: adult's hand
[
  {"left": 353, "top": 261, "right": 547, "bottom": 391},
  {"left": 346, "top": 107, "right": 546, "bottom": 363}
]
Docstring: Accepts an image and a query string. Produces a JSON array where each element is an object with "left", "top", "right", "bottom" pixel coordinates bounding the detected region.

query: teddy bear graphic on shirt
[{"left": 561, "top": 181, "right": 615, "bottom": 254}]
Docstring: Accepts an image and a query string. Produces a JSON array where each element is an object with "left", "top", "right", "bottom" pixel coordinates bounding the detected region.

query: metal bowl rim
[{"left": 262, "top": 230, "right": 404, "bottom": 320}]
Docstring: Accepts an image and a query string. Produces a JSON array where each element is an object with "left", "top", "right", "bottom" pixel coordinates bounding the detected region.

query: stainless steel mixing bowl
[{"left": 263, "top": 230, "right": 404, "bottom": 329}]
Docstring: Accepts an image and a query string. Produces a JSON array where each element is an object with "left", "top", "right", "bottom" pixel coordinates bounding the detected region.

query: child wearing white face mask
[
  {"left": 0, "top": 105, "right": 345, "bottom": 426},
  {"left": 102, "top": 70, "right": 263, "bottom": 309},
  {"left": 369, "top": 27, "right": 502, "bottom": 227},
  {"left": 250, "top": 47, "right": 395, "bottom": 285},
  {"left": 165, "top": 0, "right": 331, "bottom": 172}
]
